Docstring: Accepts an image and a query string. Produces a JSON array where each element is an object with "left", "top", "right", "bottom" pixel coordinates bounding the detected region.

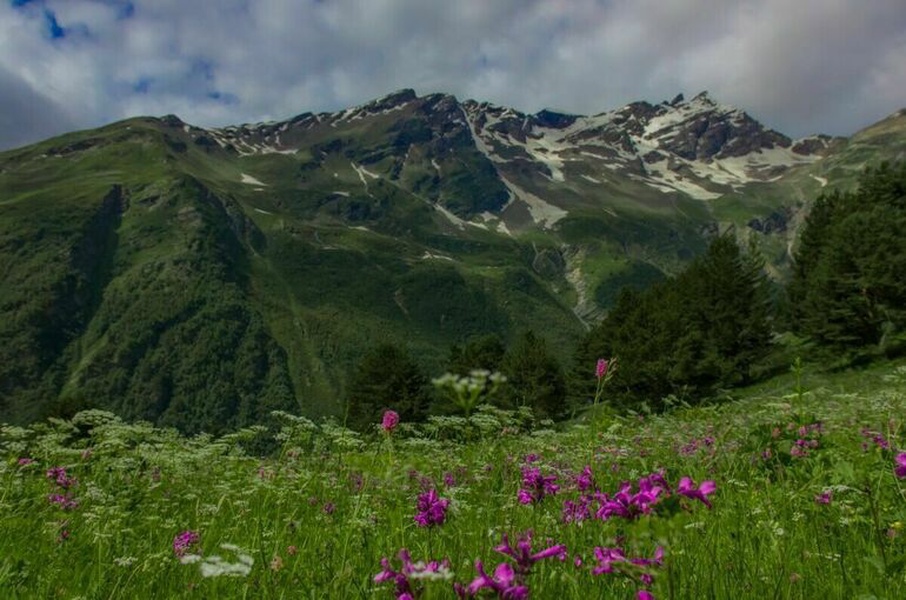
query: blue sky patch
[
  {"left": 44, "top": 9, "right": 65, "bottom": 39},
  {"left": 132, "top": 77, "right": 153, "bottom": 94}
]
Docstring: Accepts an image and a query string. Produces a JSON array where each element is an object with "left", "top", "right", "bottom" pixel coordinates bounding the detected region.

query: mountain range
[{"left": 1, "top": 88, "right": 904, "bottom": 431}]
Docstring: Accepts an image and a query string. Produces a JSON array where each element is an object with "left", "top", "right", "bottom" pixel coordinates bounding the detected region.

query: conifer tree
[
  {"left": 345, "top": 343, "right": 430, "bottom": 430},
  {"left": 501, "top": 331, "right": 567, "bottom": 419},
  {"left": 789, "top": 162, "right": 906, "bottom": 354}
]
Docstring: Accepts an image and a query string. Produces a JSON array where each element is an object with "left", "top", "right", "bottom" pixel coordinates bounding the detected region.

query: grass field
[{"left": 3, "top": 358, "right": 906, "bottom": 598}]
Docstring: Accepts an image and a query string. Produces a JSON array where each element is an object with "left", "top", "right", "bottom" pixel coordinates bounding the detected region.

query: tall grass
[{"left": 3, "top": 361, "right": 906, "bottom": 598}]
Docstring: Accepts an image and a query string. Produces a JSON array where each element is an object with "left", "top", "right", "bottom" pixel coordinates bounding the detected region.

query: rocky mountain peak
[{"left": 367, "top": 88, "right": 418, "bottom": 111}]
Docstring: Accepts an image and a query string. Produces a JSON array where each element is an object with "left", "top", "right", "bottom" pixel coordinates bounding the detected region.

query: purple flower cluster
[
  {"left": 677, "top": 435, "right": 716, "bottom": 457},
  {"left": 597, "top": 473, "right": 668, "bottom": 520},
  {"left": 761, "top": 421, "right": 824, "bottom": 462},
  {"left": 517, "top": 466, "right": 560, "bottom": 505},
  {"left": 46, "top": 466, "right": 78, "bottom": 510},
  {"left": 862, "top": 427, "right": 892, "bottom": 452},
  {"left": 46, "top": 466, "right": 76, "bottom": 490},
  {"left": 575, "top": 465, "right": 595, "bottom": 492},
  {"left": 789, "top": 423, "right": 823, "bottom": 458},
  {"left": 374, "top": 549, "right": 452, "bottom": 600},
  {"left": 48, "top": 493, "right": 79, "bottom": 510},
  {"left": 561, "top": 470, "right": 717, "bottom": 524},
  {"left": 173, "top": 530, "right": 200, "bottom": 557},
  {"left": 790, "top": 438, "right": 819, "bottom": 458},
  {"left": 414, "top": 489, "right": 450, "bottom": 527}
]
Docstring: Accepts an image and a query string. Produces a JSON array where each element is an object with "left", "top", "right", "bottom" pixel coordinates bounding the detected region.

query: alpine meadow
[{"left": 3, "top": 86, "right": 906, "bottom": 599}]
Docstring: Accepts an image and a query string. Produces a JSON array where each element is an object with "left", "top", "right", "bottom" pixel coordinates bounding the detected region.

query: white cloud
[{"left": 1, "top": 0, "right": 904, "bottom": 150}]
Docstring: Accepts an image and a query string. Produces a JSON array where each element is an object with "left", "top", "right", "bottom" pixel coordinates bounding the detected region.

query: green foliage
[
  {"left": 501, "top": 330, "right": 568, "bottom": 419},
  {"left": 447, "top": 333, "right": 506, "bottom": 375},
  {"left": 344, "top": 343, "right": 431, "bottom": 430},
  {"left": 578, "top": 232, "right": 774, "bottom": 409},
  {"left": 789, "top": 162, "right": 906, "bottom": 356}
]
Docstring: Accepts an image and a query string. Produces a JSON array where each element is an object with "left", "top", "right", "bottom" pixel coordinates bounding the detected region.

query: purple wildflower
[
  {"left": 575, "top": 465, "right": 594, "bottom": 492},
  {"left": 48, "top": 493, "right": 79, "bottom": 510},
  {"left": 676, "top": 477, "right": 716, "bottom": 509},
  {"left": 815, "top": 491, "right": 832, "bottom": 505},
  {"left": 173, "top": 530, "right": 200, "bottom": 557},
  {"left": 17, "top": 457, "right": 35, "bottom": 466},
  {"left": 517, "top": 466, "right": 559, "bottom": 505},
  {"left": 414, "top": 489, "right": 450, "bottom": 527},
  {"left": 592, "top": 547, "right": 627, "bottom": 575},
  {"left": 562, "top": 495, "right": 594, "bottom": 524},
  {"left": 592, "top": 544, "right": 664, "bottom": 599},
  {"left": 494, "top": 531, "right": 567, "bottom": 576},
  {"left": 375, "top": 549, "right": 452, "bottom": 600},
  {"left": 464, "top": 560, "right": 529, "bottom": 599},
  {"left": 596, "top": 474, "right": 665, "bottom": 521},
  {"left": 46, "top": 466, "right": 76, "bottom": 490},
  {"left": 895, "top": 453, "right": 906, "bottom": 479}
]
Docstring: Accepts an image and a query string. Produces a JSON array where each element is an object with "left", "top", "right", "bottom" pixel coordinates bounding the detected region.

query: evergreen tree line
[
  {"left": 345, "top": 162, "right": 906, "bottom": 429},
  {"left": 787, "top": 162, "right": 906, "bottom": 356},
  {"left": 345, "top": 231, "right": 776, "bottom": 428}
]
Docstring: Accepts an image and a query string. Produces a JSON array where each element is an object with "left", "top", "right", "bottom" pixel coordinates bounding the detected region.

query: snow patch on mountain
[
  {"left": 435, "top": 204, "right": 488, "bottom": 230},
  {"left": 240, "top": 173, "right": 267, "bottom": 186},
  {"left": 499, "top": 176, "right": 568, "bottom": 228}
]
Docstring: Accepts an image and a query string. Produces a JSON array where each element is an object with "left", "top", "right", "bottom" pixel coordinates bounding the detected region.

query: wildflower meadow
[{"left": 3, "top": 360, "right": 906, "bottom": 598}]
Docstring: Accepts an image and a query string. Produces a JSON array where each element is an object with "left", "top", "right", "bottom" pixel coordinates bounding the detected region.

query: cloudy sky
[{"left": 1, "top": 0, "right": 905, "bottom": 150}]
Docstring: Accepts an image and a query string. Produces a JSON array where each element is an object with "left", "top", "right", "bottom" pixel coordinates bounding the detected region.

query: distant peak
[
  {"left": 159, "top": 114, "right": 185, "bottom": 128},
  {"left": 375, "top": 88, "right": 417, "bottom": 105},
  {"left": 691, "top": 91, "right": 716, "bottom": 104},
  {"left": 533, "top": 109, "right": 578, "bottom": 129}
]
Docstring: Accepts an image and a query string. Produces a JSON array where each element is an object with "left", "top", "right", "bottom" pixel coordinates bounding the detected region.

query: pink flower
[
  {"left": 173, "top": 530, "right": 200, "bottom": 557},
  {"left": 381, "top": 410, "right": 400, "bottom": 433},
  {"left": 815, "top": 491, "right": 832, "bottom": 505},
  {"left": 596, "top": 358, "right": 609, "bottom": 379}
]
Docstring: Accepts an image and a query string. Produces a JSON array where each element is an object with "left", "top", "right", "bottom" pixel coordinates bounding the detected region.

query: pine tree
[
  {"left": 501, "top": 331, "right": 568, "bottom": 420},
  {"left": 448, "top": 334, "right": 506, "bottom": 375},
  {"left": 345, "top": 343, "right": 430, "bottom": 430},
  {"left": 789, "top": 162, "right": 906, "bottom": 354}
]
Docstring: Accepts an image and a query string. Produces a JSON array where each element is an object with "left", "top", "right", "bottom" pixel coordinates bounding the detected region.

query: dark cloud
[
  {"left": 0, "top": 64, "right": 76, "bottom": 150},
  {"left": 1, "top": 0, "right": 904, "bottom": 150}
]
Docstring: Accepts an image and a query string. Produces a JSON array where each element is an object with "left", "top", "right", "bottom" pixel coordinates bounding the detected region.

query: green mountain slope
[{"left": 1, "top": 93, "right": 903, "bottom": 431}]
